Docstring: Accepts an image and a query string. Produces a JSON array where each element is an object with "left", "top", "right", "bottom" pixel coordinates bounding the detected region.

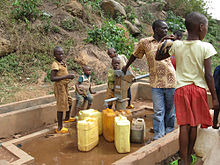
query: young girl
[
  {"left": 51, "top": 46, "right": 75, "bottom": 133},
  {"left": 156, "top": 12, "right": 219, "bottom": 165}
]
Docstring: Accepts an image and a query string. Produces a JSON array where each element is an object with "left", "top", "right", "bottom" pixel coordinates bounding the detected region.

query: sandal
[
  {"left": 170, "top": 159, "right": 179, "bottom": 165},
  {"left": 190, "top": 154, "right": 197, "bottom": 165},
  {"left": 127, "top": 104, "right": 134, "bottom": 109},
  {"left": 64, "top": 117, "right": 76, "bottom": 123},
  {"left": 56, "top": 127, "right": 69, "bottom": 134}
]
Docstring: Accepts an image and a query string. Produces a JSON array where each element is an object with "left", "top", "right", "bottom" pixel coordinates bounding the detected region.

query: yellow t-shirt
[
  {"left": 51, "top": 60, "right": 69, "bottom": 84},
  {"left": 169, "top": 40, "right": 217, "bottom": 89}
]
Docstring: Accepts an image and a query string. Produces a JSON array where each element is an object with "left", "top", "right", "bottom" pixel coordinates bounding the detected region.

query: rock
[
  {"left": 124, "top": 20, "right": 141, "bottom": 36},
  {"left": 134, "top": 18, "right": 141, "bottom": 27},
  {"left": 100, "top": 0, "right": 126, "bottom": 18},
  {"left": 73, "top": 46, "right": 111, "bottom": 81},
  {"left": 64, "top": 0, "right": 84, "bottom": 18},
  {"left": 0, "top": 37, "right": 14, "bottom": 57}
]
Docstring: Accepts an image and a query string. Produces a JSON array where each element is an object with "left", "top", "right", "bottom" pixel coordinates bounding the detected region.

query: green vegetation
[
  {"left": 166, "top": 11, "right": 185, "bottom": 32},
  {"left": 11, "top": 0, "right": 42, "bottom": 22},
  {"left": 86, "top": 20, "right": 137, "bottom": 57}
]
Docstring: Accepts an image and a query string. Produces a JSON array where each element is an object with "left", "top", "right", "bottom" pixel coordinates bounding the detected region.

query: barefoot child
[
  {"left": 156, "top": 12, "right": 219, "bottom": 165},
  {"left": 74, "top": 66, "right": 96, "bottom": 117},
  {"left": 106, "top": 56, "right": 121, "bottom": 109},
  {"left": 50, "top": 46, "right": 75, "bottom": 133}
]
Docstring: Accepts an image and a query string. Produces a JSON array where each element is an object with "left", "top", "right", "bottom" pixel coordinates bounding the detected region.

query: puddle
[{"left": 21, "top": 100, "right": 154, "bottom": 165}]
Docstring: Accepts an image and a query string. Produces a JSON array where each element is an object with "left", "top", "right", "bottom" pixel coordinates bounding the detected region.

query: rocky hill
[{"left": 0, "top": 0, "right": 219, "bottom": 104}]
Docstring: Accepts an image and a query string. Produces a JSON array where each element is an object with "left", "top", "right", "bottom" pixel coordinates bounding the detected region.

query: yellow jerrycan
[
  {"left": 102, "top": 108, "right": 115, "bottom": 142},
  {"left": 114, "top": 115, "right": 130, "bottom": 153},
  {"left": 77, "top": 117, "right": 99, "bottom": 151},
  {"left": 78, "top": 109, "right": 102, "bottom": 135}
]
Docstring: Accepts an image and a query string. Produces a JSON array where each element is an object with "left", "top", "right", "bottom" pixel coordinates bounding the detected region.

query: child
[
  {"left": 156, "top": 12, "right": 219, "bottom": 165},
  {"left": 213, "top": 65, "right": 220, "bottom": 129},
  {"left": 106, "top": 56, "right": 121, "bottom": 109},
  {"left": 50, "top": 46, "right": 75, "bottom": 133},
  {"left": 75, "top": 65, "right": 96, "bottom": 117},
  {"left": 170, "top": 30, "right": 183, "bottom": 70},
  {"left": 107, "top": 48, "right": 134, "bottom": 109}
]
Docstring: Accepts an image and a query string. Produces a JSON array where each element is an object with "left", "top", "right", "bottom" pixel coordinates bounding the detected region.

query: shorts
[
  {"left": 76, "top": 91, "right": 93, "bottom": 108},
  {"left": 174, "top": 84, "right": 212, "bottom": 127}
]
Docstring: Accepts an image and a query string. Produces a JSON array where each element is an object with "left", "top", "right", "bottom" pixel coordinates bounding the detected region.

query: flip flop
[
  {"left": 56, "top": 127, "right": 69, "bottom": 134},
  {"left": 64, "top": 117, "right": 76, "bottom": 123},
  {"left": 190, "top": 154, "right": 197, "bottom": 165},
  {"left": 126, "top": 104, "right": 134, "bottom": 109},
  {"left": 170, "top": 159, "right": 179, "bottom": 165}
]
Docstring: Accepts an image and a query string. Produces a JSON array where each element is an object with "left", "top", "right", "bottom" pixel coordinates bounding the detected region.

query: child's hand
[
  {"left": 67, "top": 74, "right": 75, "bottom": 79},
  {"left": 160, "top": 34, "right": 175, "bottom": 42},
  {"left": 91, "top": 91, "right": 96, "bottom": 94}
]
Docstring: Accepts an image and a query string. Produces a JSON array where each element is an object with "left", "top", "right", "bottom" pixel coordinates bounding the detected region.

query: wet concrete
[{"left": 21, "top": 100, "right": 154, "bottom": 165}]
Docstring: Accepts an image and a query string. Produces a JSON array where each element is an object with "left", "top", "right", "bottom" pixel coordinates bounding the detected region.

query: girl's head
[
  {"left": 185, "top": 12, "right": 208, "bottom": 40},
  {"left": 83, "top": 65, "right": 91, "bottom": 76},
  {"left": 107, "top": 48, "right": 117, "bottom": 58},
  {"left": 54, "top": 46, "right": 64, "bottom": 62},
  {"left": 112, "top": 56, "right": 121, "bottom": 70}
]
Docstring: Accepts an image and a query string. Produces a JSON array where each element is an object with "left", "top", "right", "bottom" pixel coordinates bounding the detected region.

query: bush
[
  {"left": 11, "top": 0, "right": 42, "bottom": 22},
  {"left": 166, "top": 11, "right": 185, "bottom": 32},
  {"left": 86, "top": 20, "right": 137, "bottom": 57}
]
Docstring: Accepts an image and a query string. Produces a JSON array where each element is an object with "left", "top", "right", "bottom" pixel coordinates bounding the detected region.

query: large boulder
[
  {"left": 73, "top": 45, "right": 111, "bottom": 81},
  {"left": 64, "top": 0, "right": 84, "bottom": 18},
  {"left": 0, "top": 37, "right": 14, "bottom": 57},
  {"left": 124, "top": 20, "right": 141, "bottom": 36},
  {"left": 100, "top": 0, "right": 126, "bottom": 18}
]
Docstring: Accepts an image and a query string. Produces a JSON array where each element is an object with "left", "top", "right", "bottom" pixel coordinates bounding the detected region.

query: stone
[
  {"left": 0, "top": 37, "right": 14, "bottom": 57},
  {"left": 134, "top": 18, "right": 141, "bottom": 27},
  {"left": 100, "top": 0, "right": 126, "bottom": 18},
  {"left": 73, "top": 46, "right": 111, "bottom": 81},
  {"left": 64, "top": 0, "right": 84, "bottom": 18},
  {"left": 124, "top": 20, "right": 141, "bottom": 35}
]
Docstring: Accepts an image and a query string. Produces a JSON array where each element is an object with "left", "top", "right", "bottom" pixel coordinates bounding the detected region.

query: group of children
[
  {"left": 50, "top": 46, "right": 133, "bottom": 133},
  {"left": 50, "top": 11, "right": 219, "bottom": 165}
]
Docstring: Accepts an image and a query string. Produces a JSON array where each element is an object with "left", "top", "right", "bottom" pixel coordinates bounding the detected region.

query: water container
[
  {"left": 77, "top": 117, "right": 99, "bottom": 151},
  {"left": 117, "top": 110, "right": 132, "bottom": 122},
  {"left": 114, "top": 115, "right": 130, "bottom": 153},
  {"left": 130, "top": 118, "right": 145, "bottom": 143},
  {"left": 102, "top": 108, "right": 115, "bottom": 142},
  {"left": 78, "top": 109, "right": 102, "bottom": 135}
]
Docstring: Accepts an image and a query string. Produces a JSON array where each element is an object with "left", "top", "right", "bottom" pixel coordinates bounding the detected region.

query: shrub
[
  {"left": 166, "top": 11, "right": 185, "bottom": 32},
  {"left": 11, "top": 0, "right": 42, "bottom": 22},
  {"left": 86, "top": 20, "right": 137, "bottom": 57}
]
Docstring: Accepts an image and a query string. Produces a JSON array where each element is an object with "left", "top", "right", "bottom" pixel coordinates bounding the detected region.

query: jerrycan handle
[{"left": 137, "top": 118, "right": 144, "bottom": 122}]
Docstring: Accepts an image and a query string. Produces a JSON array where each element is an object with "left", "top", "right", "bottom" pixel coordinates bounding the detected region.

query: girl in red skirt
[{"left": 156, "top": 12, "right": 219, "bottom": 165}]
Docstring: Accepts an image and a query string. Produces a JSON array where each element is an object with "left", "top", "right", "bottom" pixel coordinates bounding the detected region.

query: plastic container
[
  {"left": 77, "top": 117, "right": 99, "bottom": 151},
  {"left": 117, "top": 110, "right": 132, "bottom": 122},
  {"left": 114, "top": 115, "right": 130, "bottom": 153},
  {"left": 102, "top": 108, "right": 115, "bottom": 142},
  {"left": 78, "top": 109, "right": 102, "bottom": 135},
  {"left": 130, "top": 118, "right": 145, "bottom": 143}
]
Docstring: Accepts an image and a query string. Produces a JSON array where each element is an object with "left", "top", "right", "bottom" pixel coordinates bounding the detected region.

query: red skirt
[{"left": 174, "top": 84, "right": 212, "bottom": 127}]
